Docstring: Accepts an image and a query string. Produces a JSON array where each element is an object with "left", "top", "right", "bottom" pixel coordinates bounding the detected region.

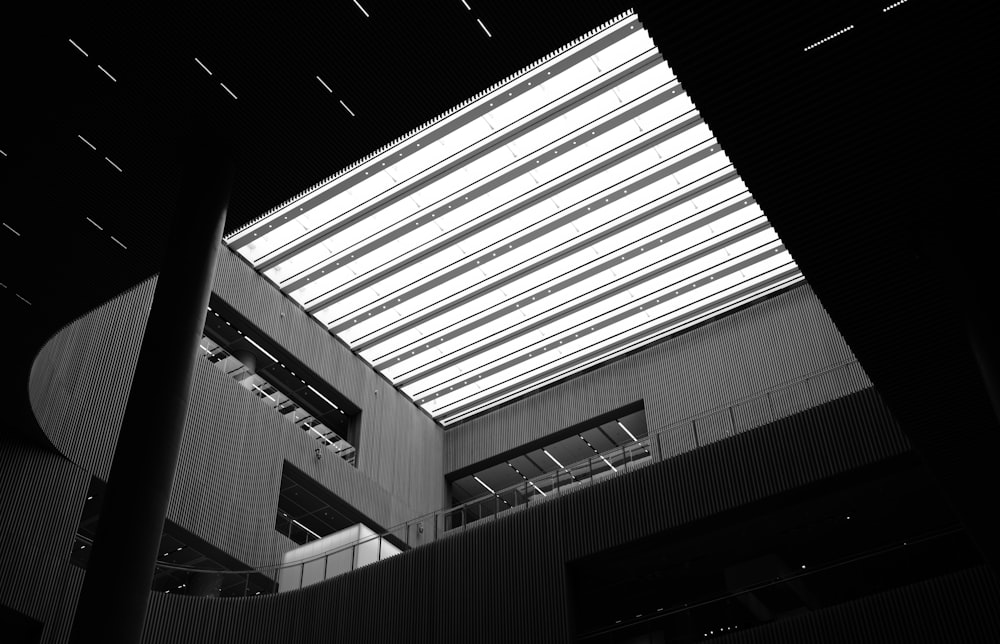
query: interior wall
[
  {"left": 444, "top": 283, "right": 867, "bottom": 474},
  {"left": 27, "top": 256, "right": 447, "bottom": 573},
  {"left": 212, "top": 247, "right": 447, "bottom": 518},
  {"left": 137, "top": 387, "right": 914, "bottom": 643},
  {"left": 0, "top": 436, "right": 90, "bottom": 644}
]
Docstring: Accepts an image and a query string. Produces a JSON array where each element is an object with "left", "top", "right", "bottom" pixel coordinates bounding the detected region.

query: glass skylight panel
[
  {"left": 356, "top": 171, "right": 749, "bottom": 360},
  {"left": 224, "top": 10, "right": 803, "bottom": 424}
]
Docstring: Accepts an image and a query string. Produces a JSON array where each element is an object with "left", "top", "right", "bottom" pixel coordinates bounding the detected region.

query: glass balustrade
[{"left": 145, "top": 359, "right": 865, "bottom": 598}]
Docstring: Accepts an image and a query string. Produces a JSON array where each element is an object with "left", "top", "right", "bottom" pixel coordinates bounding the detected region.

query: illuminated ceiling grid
[{"left": 225, "top": 11, "right": 803, "bottom": 425}]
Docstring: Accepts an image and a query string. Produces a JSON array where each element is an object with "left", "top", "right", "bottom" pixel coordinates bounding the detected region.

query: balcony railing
[{"left": 144, "top": 358, "right": 867, "bottom": 596}]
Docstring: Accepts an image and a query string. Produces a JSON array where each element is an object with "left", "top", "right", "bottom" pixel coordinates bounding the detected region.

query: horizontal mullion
[
  {"left": 267, "top": 52, "right": 668, "bottom": 284},
  {"left": 297, "top": 95, "right": 696, "bottom": 316},
  {"left": 434, "top": 265, "right": 799, "bottom": 418},
  {"left": 227, "top": 13, "right": 642, "bottom": 251},
  {"left": 440, "top": 269, "right": 803, "bottom": 423},
  {"left": 306, "top": 110, "right": 704, "bottom": 319},
  {"left": 410, "top": 242, "right": 787, "bottom": 401},
  {"left": 254, "top": 48, "right": 661, "bottom": 275},
  {"left": 389, "top": 217, "right": 772, "bottom": 387},
  {"left": 333, "top": 140, "right": 725, "bottom": 347},
  {"left": 362, "top": 174, "right": 746, "bottom": 360}
]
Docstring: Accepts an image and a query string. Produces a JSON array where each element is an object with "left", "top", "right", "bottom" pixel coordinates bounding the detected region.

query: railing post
[{"left": 621, "top": 444, "right": 627, "bottom": 468}]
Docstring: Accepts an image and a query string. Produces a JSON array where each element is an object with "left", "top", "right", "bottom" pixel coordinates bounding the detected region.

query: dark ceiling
[{"left": 4, "top": 0, "right": 997, "bottom": 569}]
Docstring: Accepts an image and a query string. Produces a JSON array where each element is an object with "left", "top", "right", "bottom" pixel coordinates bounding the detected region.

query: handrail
[
  {"left": 456, "top": 357, "right": 862, "bottom": 509},
  {"left": 655, "top": 357, "right": 862, "bottom": 437},
  {"left": 124, "top": 358, "right": 865, "bottom": 591}
]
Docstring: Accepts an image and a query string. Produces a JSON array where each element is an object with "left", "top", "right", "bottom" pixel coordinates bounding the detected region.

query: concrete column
[{"left": 69, "top": 130, "right": 234, "bottom": 644}]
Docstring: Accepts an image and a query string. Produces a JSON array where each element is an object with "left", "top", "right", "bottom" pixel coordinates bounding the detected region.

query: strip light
[
  {"left": 474, "top": 476, "right": 495, "bottom": 494},
  {"left": 543, "top": 449, "right": 565, "bottom": 469},
  {"left": 307, "top": 384, "right": 340, "bottom": 410},
  {"left": 224, "top": 11, "right": 802, "bottom": 424},
  {"left": 617, "top": 420, "right": 638, "bottom": 442},
  {"left": 291, "top": 519, "right": 321, "bottom": 539},
  {"left": 244, "top": 335, "right": 278, "bottom": 362}
]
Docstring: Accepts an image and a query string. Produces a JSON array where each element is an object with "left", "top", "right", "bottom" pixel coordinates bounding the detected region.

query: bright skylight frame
[{"left": 224, "top": 10, "right": 803, "bottom": 425}]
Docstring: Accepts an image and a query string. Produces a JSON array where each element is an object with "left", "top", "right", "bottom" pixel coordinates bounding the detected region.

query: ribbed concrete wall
[
  {"left": 138, "top": 388, "right": 913, "bottom": 643},
  {"left": 212, "top": 248, "right": 447, "bottom": 518},
  {"left": 0, "top": 437, "right": 89, "bottom": 644},
  {"left": 27, "top": 264, "right": 446, "bottom": 571},
  {"left": 446, "top": 283, "right": 868, "bottom": 474}
]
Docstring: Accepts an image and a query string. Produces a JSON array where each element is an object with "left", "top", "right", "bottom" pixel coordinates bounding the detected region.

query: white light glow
[
  {"left": 617, "top": 420, "right": 638, "bottom": 442},
  {"left": 245, "top": 335, "right": 278, "bottom": 362},
  {"left": 223, "top": 11, "right": 801, "bottom": 424},
  {"left": 543, "top": 449, "right": 565, "bottom": 469},
  {"left": 473, "top": 476, "right": 495, "bottom": 494},
  {"left": 307, "top": 384, "right": 340, "bottom": 410}
]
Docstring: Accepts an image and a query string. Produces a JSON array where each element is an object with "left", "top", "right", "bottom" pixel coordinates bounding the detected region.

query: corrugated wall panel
[
  {"left": 134, "top": 387, "right": 914, "bottom": 644},
  {"left": 212, "top": 248, "right": 447, "bottom": 519},
  {"left": 657, "top": 421, "right": 697, "bottom": 458},
  {"left": 446, "top": 284, "right": 863, "bottom": 474},
  {"left": 27, "top": 269, "right": 431, "bottom": 572},
  {"left": 695, "top": 410, "right": 732, "bottom": 446},
  {"left": 28, "top": 277, "right": 157, "bottom": 480},
  {"left": 168, "top": 357, "right": 285, "bottom": 567},
  {"left": 47, "top": 565, "right": 85, "bottom": 644},
  {"left": 0, "top": 437, "right": 90, "bottom": 644}
]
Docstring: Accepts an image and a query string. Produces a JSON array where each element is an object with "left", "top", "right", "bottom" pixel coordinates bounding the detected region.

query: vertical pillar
[{"left": 69, "top": 130, "right": 234, "bottom": 644}]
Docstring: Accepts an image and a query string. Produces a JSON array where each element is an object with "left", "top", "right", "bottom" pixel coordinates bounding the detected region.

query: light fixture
[
  {"left": 244, "top": 335, "right": 278, "bottom": 362},
  {"left": 616, "top": 420, "right": 639, "bottom": 442},
  {"left": 543, "top": 449, "right": 565, "bottom": 469},
  {"left": 473, "top": 476, "right": 496, "bottom": 494}
]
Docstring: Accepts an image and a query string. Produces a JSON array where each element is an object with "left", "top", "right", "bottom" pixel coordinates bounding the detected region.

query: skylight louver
[{"left": 225, "top": 11, "right": 802, "bottom": 425}]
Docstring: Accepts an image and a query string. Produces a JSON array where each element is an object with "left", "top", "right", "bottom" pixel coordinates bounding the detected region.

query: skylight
[{"left": 224, "top": 10, "right": 802, "bottom": 425}]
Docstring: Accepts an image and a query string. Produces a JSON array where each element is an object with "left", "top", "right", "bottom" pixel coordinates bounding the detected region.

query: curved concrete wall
[
  {"left": 28, "top": 256, "right": 448, "bottom": 568},
  {"left": 136, "top": 389, "right": 918, "bottom": 643}
]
